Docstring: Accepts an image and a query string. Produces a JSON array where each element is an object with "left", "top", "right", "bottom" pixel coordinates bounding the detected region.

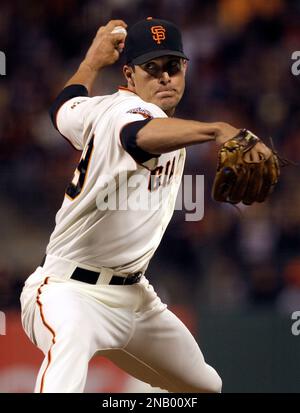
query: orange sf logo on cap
[{"left": 151, "top": 26, "right": 166, "bottom": 44}]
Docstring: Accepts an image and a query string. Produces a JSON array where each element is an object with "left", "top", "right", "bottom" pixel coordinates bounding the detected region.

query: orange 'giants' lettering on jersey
[
  {"left": 148, "top": 156, "right": 176, "bottom": 191},
  {"left": 151, "top": 26, "right": 166, "bottom": 44}
]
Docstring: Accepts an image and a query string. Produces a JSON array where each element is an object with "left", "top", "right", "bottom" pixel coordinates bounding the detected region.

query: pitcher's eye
[
  {"left": 167, "top": 61, "right": 181, "bottom": 75},
  {"left": 143, "top": 62, "right": 159, "bottom": 75}
]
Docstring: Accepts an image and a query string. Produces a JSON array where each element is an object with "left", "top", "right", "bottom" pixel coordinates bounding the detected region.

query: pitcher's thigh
[
  {"left": 125, "top": 308, "right": 222, "bottom": 393},
  {"left": 33, "top": 283, "right": 131, "bottom": 355}
]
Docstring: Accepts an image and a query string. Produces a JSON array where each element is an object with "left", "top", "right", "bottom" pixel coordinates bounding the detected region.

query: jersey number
[{"left": 66, "top": 135, "right": 94, "bottom": 200}]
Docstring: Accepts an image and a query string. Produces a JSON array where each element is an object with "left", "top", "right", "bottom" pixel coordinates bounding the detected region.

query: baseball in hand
[
  {"left": 111, "top": 26, "right": 127, "bottom": 36},
  {"left": 111, "top": 26, "right": 127, "bottom": 53}
]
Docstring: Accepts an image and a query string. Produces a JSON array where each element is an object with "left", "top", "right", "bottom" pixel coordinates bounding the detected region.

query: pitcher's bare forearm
[
  {"left": 137, "top": 118, "right": 239, "bottom": 153},
  {"left": 64, "top": 61, "right": 100, "bottom": 94}
]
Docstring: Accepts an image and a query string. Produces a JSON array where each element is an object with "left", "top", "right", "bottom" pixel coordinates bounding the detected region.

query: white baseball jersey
[
  {"left": 46, "top": 87, "right": 186, "bottom": 274},
  {"left": 21, "top": 88, "right": 221, "bottom": 395}
]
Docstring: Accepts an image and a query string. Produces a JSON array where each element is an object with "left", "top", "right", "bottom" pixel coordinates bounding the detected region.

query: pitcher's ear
[{"left": 123, "top": 65, "right": 135, "bottom": 87}]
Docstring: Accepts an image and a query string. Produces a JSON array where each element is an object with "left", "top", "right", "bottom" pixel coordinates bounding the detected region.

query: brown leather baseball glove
[{"left": 212, "top": 129, "right": 280, "bottom": 205}]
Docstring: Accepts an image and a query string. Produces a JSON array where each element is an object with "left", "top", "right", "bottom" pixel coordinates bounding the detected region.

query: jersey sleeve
[
  {"left": 50, "top": 84, "right": 92, "bottom": 150},
  {"left": 115, "top": 102, "right": 167, "bottom": 170}
]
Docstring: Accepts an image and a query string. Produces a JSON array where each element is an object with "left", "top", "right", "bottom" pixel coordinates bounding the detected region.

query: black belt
[{"left": 40, "top": 256, "right": 142, "bottom": 286}]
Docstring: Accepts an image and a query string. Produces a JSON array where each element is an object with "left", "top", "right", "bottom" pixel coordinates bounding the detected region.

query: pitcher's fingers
[
  {"left": 105, "top": 20, "right": 127, "bottom": 32},
  {"left": 108, "top": 33, "right": 126, "bottom": 42}
]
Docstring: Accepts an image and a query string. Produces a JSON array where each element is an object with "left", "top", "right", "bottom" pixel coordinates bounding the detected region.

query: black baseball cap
[{"left": 124, "top": 17, "right": 188, "bottom": 65}]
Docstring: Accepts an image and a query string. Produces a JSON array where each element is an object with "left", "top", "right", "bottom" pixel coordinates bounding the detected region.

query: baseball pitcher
[{"left": 20, "top": 18, "right": 276, "bottom": 393}]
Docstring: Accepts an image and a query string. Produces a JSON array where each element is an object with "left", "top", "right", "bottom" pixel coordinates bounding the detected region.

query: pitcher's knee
[
  {"left": 179, "top": 366, "right": 222, "bottom": 393},
  {"left": 199, "top": 365, "right": 222, "bottom": 393},
  {"left": 203, "top": 373, "right": 222, "bottom": 393}
]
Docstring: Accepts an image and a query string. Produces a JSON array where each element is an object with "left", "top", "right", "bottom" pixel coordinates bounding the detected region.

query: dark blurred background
[{"left": 1, "top": 0, "right": 300, "bottom": 392}]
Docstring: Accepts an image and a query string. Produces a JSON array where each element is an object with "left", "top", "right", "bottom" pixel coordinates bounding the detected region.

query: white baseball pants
[{"left": 20, "top": 265, "right": 222, "bottom": 393}]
